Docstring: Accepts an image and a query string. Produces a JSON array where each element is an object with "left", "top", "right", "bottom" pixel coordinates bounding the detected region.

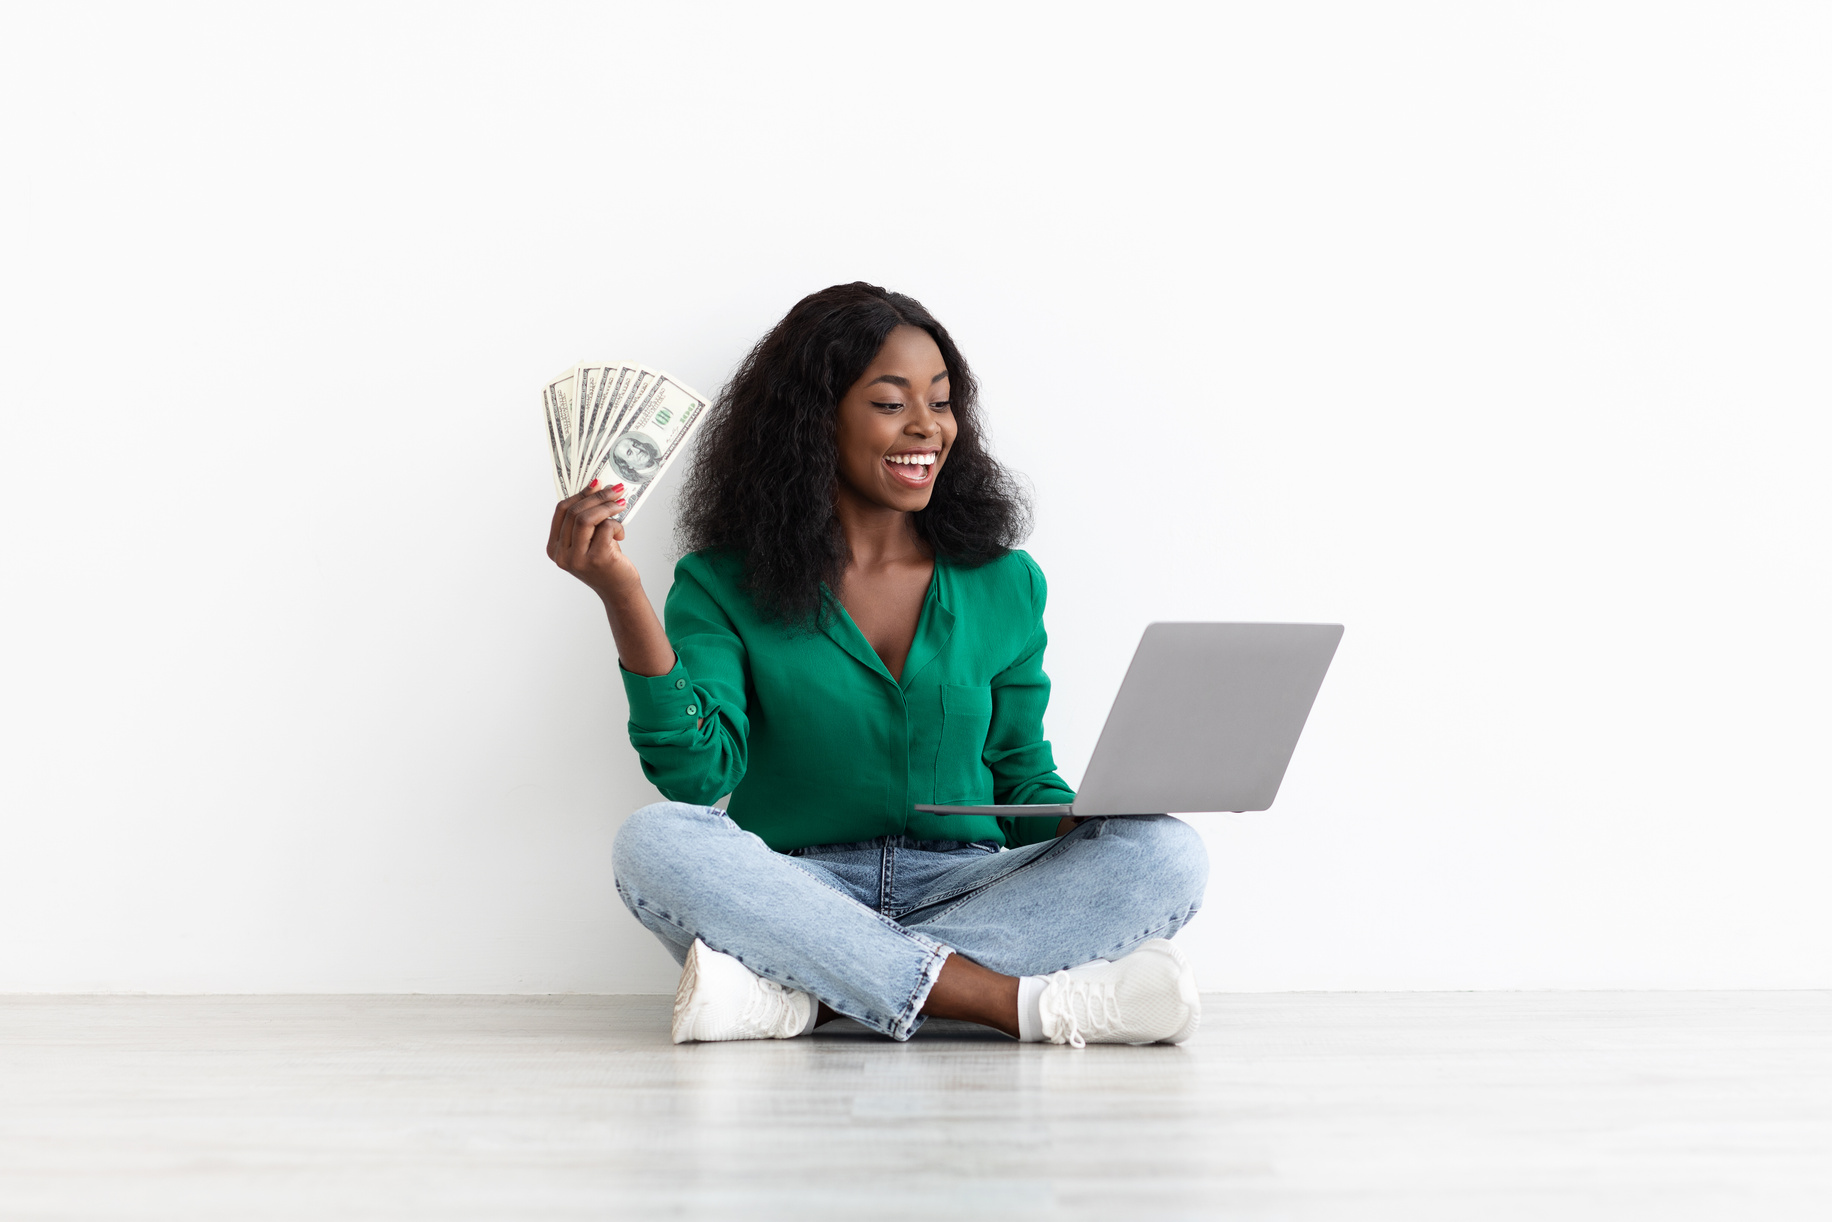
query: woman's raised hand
[
  {"left": 548, "top": 481, "right": 678, "bottom": 677},
  {"left": 547, "top": 481, "right": 638, "bottom": 600}
]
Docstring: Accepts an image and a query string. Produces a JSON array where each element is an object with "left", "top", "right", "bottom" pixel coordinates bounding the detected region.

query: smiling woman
[
  {"left": 676, "top": 282, "right": 1030, "bottom": 626},
  {"left": 544, "top": 282, "right": 1208, "bottom": 1049}
]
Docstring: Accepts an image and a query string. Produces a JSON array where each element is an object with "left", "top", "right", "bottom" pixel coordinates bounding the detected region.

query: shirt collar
[{"left": 819, "top": 558, "right": 956, "bottom": 691}]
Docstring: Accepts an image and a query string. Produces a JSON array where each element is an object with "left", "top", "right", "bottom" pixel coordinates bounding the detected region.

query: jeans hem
[{"left": 888, "top": 942, "right": 953, "bottom": 1042}]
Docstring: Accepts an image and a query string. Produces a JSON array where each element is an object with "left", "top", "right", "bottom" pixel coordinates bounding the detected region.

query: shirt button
[
  {"left": 674, "top": 678, "right": 687, "bottom": 689},
  {"left": 685, "top": 704, "right": 699, "bottom": 716}
]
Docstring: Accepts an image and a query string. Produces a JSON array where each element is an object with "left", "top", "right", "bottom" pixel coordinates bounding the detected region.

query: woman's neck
[{"left": 834, "top": 483, "right": 928, "bottom": 570}]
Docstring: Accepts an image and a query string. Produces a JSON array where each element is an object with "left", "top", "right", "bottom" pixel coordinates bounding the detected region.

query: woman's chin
[{"left": 874, "top": 481, "right": 934, "bottom": 512}]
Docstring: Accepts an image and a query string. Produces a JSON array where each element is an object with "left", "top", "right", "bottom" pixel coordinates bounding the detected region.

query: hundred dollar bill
[
  {"left": 581, "top": 369, "right": 711, "bottom": 525},
  {"left": 576, "top": 364, "right": 653, "bottom": 494},
  {"left": 573, "top": 362, "right": 638, "bottom": 490},
  {"left": 540, "top": 366, "right": 580, "bottom": 497},
  {"left": 572, "top": 363, "right": 614, "bottom": 482}
]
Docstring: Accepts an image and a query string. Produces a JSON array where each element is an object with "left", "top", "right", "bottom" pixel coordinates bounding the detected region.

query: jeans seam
[
  {"left": 783, "top": 854, "right": 877, "bottom": 905},
  {"left": 909, "top": 846, "right": 1197, "bottom": 943},
  {"left": 890, "top": 824, "right": 1085, "bottom": 920},
  {"left": 624, "top": 896, "right": 696, "bottom": 951},
  {"left": 1088, "top": 901, "right": 1204, "bottom": 963}
]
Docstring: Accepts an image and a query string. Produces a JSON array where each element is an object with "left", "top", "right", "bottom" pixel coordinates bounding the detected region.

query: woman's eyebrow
[{"left": 866, "top": 370, "right": 951, "bottom": 389}]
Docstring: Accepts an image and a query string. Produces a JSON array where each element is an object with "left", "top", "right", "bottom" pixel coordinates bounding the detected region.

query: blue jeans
[{"left": 612, "top": 802, "right": 1209, "bottom": 1040}]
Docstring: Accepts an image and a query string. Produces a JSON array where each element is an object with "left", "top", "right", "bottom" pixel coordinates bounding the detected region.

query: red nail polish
[
  {"left": 612, "top": 483, "right": 625, "bottom": 491},
  {"left": 589, "top": 479, "right": 599, "bottom": 489}
]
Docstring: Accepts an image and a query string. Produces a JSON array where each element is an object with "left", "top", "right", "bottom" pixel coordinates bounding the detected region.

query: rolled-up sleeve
[
  {"left": 620, "top": 560, "right": 749, "bottom": 805},
  {"left": 988, "top": 555, "right": 1077, "bottom": 847}
]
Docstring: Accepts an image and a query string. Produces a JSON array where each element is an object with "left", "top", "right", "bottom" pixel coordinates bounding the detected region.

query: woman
[{"left": 547, "top": 282, "right": 1207, "bottom": 1046}]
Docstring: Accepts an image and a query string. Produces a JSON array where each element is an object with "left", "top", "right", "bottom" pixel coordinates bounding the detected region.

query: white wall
[{"left": 2, "top": 2, "right": 1826, "bottom": 994}]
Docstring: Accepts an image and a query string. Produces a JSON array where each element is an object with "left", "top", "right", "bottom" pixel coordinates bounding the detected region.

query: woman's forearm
[
  {"left": 602, "top": 581, "right": 677, "bottom": 677},
  {"left": 548, "top": 486, "right": 676, "bottom": 676}
]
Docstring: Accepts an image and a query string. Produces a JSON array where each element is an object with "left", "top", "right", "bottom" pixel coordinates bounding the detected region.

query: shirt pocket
[{"left": 934, "top": 683, "right": 995, "bottom": 805}]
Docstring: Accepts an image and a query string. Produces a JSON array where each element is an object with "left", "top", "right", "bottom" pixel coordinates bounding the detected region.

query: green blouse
[{"left": 620, "top": 547, "right": 1076, "bottom": 852}]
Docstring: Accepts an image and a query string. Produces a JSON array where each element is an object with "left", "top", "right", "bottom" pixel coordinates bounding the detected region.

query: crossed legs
[{"left": 612, "top": 803, "right": 1208, "bottom": 1041}]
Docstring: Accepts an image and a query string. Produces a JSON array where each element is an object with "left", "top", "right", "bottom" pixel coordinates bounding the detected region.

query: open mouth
[{"left": 885, "top": 449, "right": 939, "bottom": 487}]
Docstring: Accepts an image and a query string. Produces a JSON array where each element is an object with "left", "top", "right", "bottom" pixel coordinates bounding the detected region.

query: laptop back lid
[{"left": 1071, "top": 622, "right": 1343, "bottom": 816}]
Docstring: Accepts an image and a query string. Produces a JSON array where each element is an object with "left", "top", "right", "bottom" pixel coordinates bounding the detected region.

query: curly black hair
[{"left": 676, "top": 281, "right": 1031, "bottom": 626}]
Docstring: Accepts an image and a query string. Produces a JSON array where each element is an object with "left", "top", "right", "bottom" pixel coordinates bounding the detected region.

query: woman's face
[{"left": 834, "top": 324, "right": 957, "bottom": 514}]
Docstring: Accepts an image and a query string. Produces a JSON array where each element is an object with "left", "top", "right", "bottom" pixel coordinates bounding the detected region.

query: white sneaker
[
  {"left": 671, "top": 938, "right": 814, "bottom": 1044},
  {"left": 1036, "top": 938, "right": 1201, "bottom": 1047}
]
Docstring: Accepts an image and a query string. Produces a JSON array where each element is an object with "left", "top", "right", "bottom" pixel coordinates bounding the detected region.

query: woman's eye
[
  {"left": 871, "top": 401, "right": 902, "bottom": 412},
  {"left": 930, "top": 400, "right": 952, "bottom": 412}
]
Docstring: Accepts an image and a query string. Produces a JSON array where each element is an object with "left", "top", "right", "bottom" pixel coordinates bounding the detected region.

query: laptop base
[{"left": 912, "top": 803, "right": 1076, "bottom": 818}]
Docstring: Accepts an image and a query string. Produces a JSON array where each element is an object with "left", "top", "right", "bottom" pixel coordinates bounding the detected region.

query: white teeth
[{"left": 888, "top": 452, "right": 935, "bottom": 465}]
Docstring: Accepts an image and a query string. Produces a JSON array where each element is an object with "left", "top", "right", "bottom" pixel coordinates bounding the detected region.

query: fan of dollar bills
[{"left": 541, "top": 362, "right": 712, "bottom": 525}]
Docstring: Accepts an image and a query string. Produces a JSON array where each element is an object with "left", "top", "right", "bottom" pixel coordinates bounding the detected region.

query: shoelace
[
  {"left": 1038, "top": 970, "right": 1124, "bottom": 1048},
  {"left": 737, "top": 975, "right": 804, "bottom": 1037}
]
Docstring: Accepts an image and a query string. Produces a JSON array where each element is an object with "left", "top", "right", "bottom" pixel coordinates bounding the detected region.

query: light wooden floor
[{"left": 1, "top": 993, "right": 1827, "bottom": 1221}]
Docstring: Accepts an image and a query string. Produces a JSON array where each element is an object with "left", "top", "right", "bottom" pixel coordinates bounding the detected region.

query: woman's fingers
[
  {"left": 548, "top": 494, "right": 584, "bottom": 557},
  {"left": 563, "top": 490, "right": 628, "bottom": 569},
  {"left": 553, "top": 482, "right": 626, "bottom": 560},
  {"left": 562, "top": 516, "right": 595, "bottom": 568},
  {"left": 585, "top": 512, "right": 627, "bottom": 564},
  {"left": 564, "top": 499, "right": 627, "bottom": 557},
  {"left": 571, "top": 499, "right": 627, "bottom": 530},
  {"left": 547, "top": 478, "right": 641, "bottom": 597},
  {"left": 552, "top": 487, "right": 600, "bottom": 554}
]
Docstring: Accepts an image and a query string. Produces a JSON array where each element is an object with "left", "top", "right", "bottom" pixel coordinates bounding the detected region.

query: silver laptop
[{"left": 915, "top": 622, "right": 1343, "bottom": 819}]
